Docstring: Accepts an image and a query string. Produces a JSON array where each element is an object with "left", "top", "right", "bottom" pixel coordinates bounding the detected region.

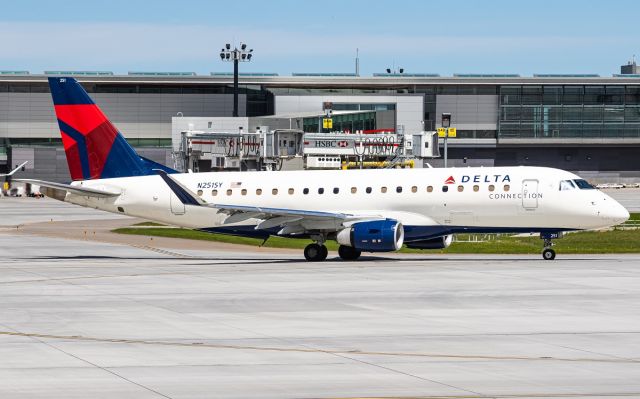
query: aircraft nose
[{"left": 602, "top": 201, "right": 630, "bottom": 226}]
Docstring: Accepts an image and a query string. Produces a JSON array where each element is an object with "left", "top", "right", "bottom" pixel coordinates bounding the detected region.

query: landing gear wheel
[
  {"left": 319, "top": 245, "right": 328, "bottom": 261},
  {"left": 338, "top": 245, "right": 362, "bottom": 261},
  {"left": 542, "top": 248, "right": 556, "bottom": 260},
  {"left": 304, "top": 243, "right": 327, "bottom": 262}
]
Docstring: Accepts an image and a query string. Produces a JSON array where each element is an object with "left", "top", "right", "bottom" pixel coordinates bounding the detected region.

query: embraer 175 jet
[{"left": 10, "top": 78, "right": 630, "bottom": 261}]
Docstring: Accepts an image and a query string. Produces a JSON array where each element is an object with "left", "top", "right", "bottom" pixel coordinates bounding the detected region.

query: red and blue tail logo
[{"left": 48, "top": 77, "right": 175, "bottom": 180}]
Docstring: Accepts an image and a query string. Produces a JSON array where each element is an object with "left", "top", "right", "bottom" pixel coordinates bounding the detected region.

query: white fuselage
[{"left": 65, "top": 166, "right": 629, "bottom": 239}]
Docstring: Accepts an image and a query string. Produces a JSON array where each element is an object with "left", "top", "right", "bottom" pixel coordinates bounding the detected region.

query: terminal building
[{"left": 1, "top": 62, "right": 640, "bottom": 182}]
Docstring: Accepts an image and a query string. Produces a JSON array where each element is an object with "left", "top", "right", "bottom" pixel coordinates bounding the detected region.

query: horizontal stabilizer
[
  {"left": 0, "top": 161, "right": 28, "bottom": 178},
  {"left": 13, "top": 178, "right": 121, "bottom": 198}
]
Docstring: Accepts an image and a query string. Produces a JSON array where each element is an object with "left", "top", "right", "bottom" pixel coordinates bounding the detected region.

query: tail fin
[{"left": 48, "top": 77, "right": 175, "bottom": 180}]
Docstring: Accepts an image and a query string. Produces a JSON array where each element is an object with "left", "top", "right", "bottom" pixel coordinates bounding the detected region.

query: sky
[{"left": 2, "top": 0, "right": 639, "bottom": 77}]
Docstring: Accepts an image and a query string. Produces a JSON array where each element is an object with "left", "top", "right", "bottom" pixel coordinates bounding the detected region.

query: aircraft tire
[
  {"left": 542, "top": 248, "right": 556, "bottom": 260},
  {"left": 319, "top": 245, "right": 328, "bottom": 261},
  {"left": 304, "top": 243, "right": 326, "bottom": 262},
  {"left": 338, "top": 245, "right": 362, "bottom": 261}
]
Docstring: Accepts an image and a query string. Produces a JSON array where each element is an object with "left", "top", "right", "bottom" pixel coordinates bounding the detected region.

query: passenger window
[
  {"left": 318, "top": 188, "right": 324, "bottom": 194},
  {"left": 197, "top": 190, "right": 203, "bottom": 196},
  {"left": 366, "top": 187, "right": 372, "bottom": 194},
  {"left": 381, "top": 187, "right": 388, "bottom": 193},
  {"left": 473, "top": 185, "right": 479, "bottom": 192},
  {"left": 272, "top": 188, "right": 278, "bottom": 195},
  {"left": 396, "top": 186, "right": 403, "bottom": 193},
  {"left": 411, "top": 186, "right": 417, "bottom": 193},
  {"left": 457, "top": 185, "right": 464, "bottom": 192},
  {"left": 226, "top": 189, "right": 232, "bottom": 196},
  {"left": 241, "top": 189, "right": 247, "bottom": 196},
  {"left": 351, "top": 187, "right": 357, "bottom": 194},
  {"left": 504, "top": 184, "right": 510, "bottom": 192},
  {"left": 442, "top": 186, "right": 449, "bottom": 192},
  {"left": 212, "top": 189, "right": 218, "bottom": 196},
  {"left": 427, "top": 186, "right": 433, "bottom": 193},
  {"left": 288, "top": 188, "right": 294, "bottom": 195},
  {"left": 303, "top": 188, "right": 309, "bottom": 195},
  {"left": 488, "top": 185, "right": 495, "bottom": 192},
  {"left": 333, "top": 187, "right": 339, "bottom": 194},
  {"left": 256, "top": 188, "right": 262, "bottom": 195}
]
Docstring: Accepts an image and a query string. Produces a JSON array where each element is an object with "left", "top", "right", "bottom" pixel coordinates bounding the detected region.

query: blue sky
[{"left": 2, "top": 0, "right": 639, "bottom": 76}]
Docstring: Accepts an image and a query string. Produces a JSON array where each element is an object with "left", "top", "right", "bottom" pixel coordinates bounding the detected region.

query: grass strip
[{"left": 113, "top": 225, "right": 640, "bottom": 254}]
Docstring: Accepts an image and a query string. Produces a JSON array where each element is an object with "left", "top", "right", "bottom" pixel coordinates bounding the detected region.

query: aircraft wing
[{"left": 12, "top": 178, "right": 121, "bottom": 198}]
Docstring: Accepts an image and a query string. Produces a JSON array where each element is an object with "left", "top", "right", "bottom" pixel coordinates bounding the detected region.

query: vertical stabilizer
[{"left": 48, "top": 77, "right": 175, "bottom": 180}]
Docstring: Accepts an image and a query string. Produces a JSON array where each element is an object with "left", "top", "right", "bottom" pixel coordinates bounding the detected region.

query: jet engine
[
  {"left": 405, "top": 235, "right": 453, "bottom": 250},
  {"left": 337, "top": 219, "right": 404, "bottom": 252}
]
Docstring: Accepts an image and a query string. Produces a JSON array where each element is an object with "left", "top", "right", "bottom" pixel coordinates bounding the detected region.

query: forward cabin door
[{"left": 521, "top": 179, "right": 539, "bottom": 210}]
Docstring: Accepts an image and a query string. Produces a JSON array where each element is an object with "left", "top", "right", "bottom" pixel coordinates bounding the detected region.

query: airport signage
[{"left": 437, "top": 127, "right": 457, "bottom": 138}]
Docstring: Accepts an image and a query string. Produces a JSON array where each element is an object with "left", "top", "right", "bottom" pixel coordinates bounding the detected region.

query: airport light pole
[
  {"left": 441, "top": 113, "right": 451, "bottom": 168},
  {"left": 220, "top": 43, "right": 253, "bottom": 117}
]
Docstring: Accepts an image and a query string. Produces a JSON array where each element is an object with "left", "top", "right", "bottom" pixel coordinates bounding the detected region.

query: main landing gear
[
  {"left": 338, "top": 245, "right": 361, "bottom": 261},
  {"left": 540, "top": 232, "right": 562, "bottom": 260},
  {"left": 304, "top": 243, "right": 328, "bottom": 262}
]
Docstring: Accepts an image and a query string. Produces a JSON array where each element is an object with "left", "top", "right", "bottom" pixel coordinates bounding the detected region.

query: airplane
[{"left": 10, "top": 77, "right": 630, "bottom": 261}]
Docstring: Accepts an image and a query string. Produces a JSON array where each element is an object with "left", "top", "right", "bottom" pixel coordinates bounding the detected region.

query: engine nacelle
[
  {"left": 337, "top": 219, "right": 404, "bottom": 252},
  {"left": 405, "top": 235, "right": 453, "bottom": 250}
]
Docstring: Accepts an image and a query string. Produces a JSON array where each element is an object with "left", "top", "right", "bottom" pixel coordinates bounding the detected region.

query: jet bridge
[
  {"left": 175, "top": 129, "right": 439, "bottom": 172},
  {"left": 175, "top": 128, "right": 304, "bottom": 172},
  {"left": 304, "top": 131, "right": 440, "bottom": 169}
]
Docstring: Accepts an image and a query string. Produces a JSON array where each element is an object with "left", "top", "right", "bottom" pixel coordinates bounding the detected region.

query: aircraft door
[
  {"left": 522, "top": 179, "right": 539, "bottom": 209},
  {"left": 170, "top": 191, "right": 186, "bottom": 215}
]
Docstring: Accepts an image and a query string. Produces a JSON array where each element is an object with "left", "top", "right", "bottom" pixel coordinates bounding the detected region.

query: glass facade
[
  {"left": 302, "top": 112, "right": 377, "bottom": 133},
  {"left": 498, "top": 85, "right": 640, "bottom": 138}
]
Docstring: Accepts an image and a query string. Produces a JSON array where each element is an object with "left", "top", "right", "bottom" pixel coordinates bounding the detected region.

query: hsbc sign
[{"left": 310, "top": 140, "right": 353, "bottom": 148}]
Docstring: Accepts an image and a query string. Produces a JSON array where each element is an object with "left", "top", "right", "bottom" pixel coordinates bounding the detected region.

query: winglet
[
  {"left": 1, "top": 161, "right": 28, "bottom": 178},
  {"left": 154, "top": 169, "right": 206, "bottom": 206}
]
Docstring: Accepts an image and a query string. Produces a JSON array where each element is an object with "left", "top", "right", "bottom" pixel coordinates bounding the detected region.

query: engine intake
[
  {"left": 337, "top": 219, "right": 404, "bottom": 252},
  {"left": 405, "top": 235, "right": 453, "bottom": 250}
]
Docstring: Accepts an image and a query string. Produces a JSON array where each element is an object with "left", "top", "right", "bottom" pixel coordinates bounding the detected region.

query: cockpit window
[
  {"left": 573, "top": 179, "right": 595, "bottom": 189},
  {"left": 559, "top": 180, "right": 576, "bottom": 191}
]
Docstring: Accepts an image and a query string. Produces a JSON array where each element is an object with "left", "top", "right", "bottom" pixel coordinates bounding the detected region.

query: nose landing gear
[
  {"left": 540, "top": 232, "right": 562, "bottom": 260},
  {"left": 542, "top": 246, "right": 556, "bottom": 260}
]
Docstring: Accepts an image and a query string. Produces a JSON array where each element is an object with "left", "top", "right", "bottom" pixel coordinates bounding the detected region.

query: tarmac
[{"left": 1, "top": 197, "right": 640, "bottom": 399}]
